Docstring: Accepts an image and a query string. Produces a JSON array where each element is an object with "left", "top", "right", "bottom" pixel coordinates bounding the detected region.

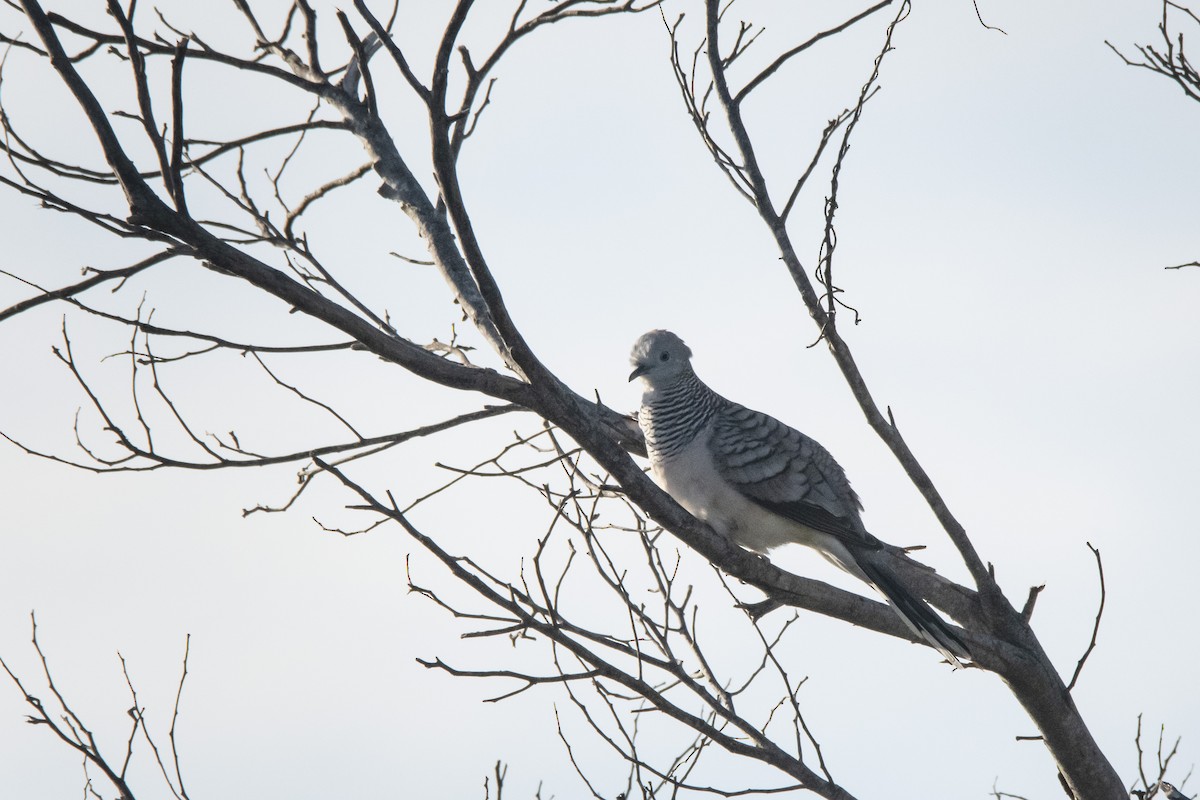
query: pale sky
[{"left": 1, "top": 1, "right": 1199, "bottom": 798}]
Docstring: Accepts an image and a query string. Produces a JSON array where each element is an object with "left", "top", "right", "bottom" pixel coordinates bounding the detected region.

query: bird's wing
[{"left": 708, "top": 400, "right": 877, "bottom": 549}]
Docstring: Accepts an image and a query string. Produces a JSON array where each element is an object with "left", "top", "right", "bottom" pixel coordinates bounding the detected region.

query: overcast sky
[{"left": 1, "top": 1, "right": 1199, "bottom": 798}]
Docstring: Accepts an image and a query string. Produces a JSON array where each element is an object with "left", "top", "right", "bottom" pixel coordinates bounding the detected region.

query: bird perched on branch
[{"left": 629, "top": 329, "right": 970, "bottom": 667}]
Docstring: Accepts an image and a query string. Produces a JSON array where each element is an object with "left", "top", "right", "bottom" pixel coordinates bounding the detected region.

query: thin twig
[{"left": 1065, "top": 542, "right": 1105, "bottom": 692}]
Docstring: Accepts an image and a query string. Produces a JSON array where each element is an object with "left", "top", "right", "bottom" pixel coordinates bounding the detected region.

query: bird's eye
[{"left": 659, "top": 352, "right": 670, "bottom": 362}]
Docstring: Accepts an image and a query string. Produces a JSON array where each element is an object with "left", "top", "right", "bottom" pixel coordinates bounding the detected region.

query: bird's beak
[{"left": 628, "top": 364, "right": 649, "bottom": 382}]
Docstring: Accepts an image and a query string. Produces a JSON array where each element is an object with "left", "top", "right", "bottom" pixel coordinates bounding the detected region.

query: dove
[{"left": 630, "top": 329, "right": 969, "bottom": 665}]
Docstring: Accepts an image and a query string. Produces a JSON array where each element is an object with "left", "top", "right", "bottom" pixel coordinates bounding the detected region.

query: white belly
[{"left": 652, "top": 433, "right": 859, "bottom": 576}]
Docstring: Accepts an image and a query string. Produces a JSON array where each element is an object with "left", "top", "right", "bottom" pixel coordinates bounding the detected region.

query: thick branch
[{"left": 686, "top": 4, "right": 1129, "bottom": 797}]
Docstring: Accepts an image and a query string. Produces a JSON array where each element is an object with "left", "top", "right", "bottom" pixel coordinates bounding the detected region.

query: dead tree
[{"left": 0, "top": 1, "right": 1132, "bottom": 797}]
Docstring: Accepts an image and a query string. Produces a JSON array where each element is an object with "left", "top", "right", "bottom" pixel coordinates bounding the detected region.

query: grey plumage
[
  {"left": 629, "top": 329, "right": 970, "bottom": 667},
  {"left": 1157, "top": 782, "right": 1190, "bottom": 800}
]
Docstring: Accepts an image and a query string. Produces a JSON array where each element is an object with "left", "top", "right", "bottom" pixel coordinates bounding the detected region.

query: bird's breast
[
  {"left": 652, "top": 433, "right": 806, "bottom": 555},
  {"left": 651, "top": 433, "right": 733, "bottom": 530}
]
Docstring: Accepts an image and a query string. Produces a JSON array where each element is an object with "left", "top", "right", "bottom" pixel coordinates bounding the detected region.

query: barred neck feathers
[{"left": 642, "top": 368, "right": 720, "bottom": 461}]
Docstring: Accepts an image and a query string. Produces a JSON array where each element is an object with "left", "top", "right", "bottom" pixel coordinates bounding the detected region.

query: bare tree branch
[
  {"left": 0, "top": 614, "right": 137, "bottom": 799},
  {"left": 1065, "top": 543, "right": 1106, "bottom": 693},
  {"left": 0, "top": 2, "right": 1161, "bottom": 797}
]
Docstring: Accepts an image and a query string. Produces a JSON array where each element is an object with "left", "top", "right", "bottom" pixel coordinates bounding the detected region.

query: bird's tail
[{"left": 857, "top": 557, "right": 972, "bottom": 668}]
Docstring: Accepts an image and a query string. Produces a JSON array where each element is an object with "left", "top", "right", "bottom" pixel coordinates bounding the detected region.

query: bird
[
  {"left": 1156, "top": 782, "right": 1190, "bottom": 800},
  {"left": 628, "top": 329, "right": 970, "bottom": 666}
]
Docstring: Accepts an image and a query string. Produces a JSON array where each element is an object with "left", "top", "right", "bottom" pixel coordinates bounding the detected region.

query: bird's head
[{"left": 628, "top": 329, "right": 693, "bottom": 386}]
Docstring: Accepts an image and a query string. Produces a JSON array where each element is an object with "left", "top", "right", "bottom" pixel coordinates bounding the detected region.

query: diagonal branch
[
  {"left": 318, "top": 459, "right": 861, "bottom": 800},
  {"left": 1065, "top": 543, "right": 1106, "bottom": 693},
  {"left": 683, "top": 4, "right": 1131, "bottom": 798},
  {"left": 0, "top": 249, "right": 180, "bottom": 323},
  {"left": 0, "top": 614, "right": 137, "bottom": 799},
  {"left": 699, "top": 0, "right": 991, "bottom": 594},
  {"left": 734, "top": 0, "right": 894, "bottom": 104}
]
